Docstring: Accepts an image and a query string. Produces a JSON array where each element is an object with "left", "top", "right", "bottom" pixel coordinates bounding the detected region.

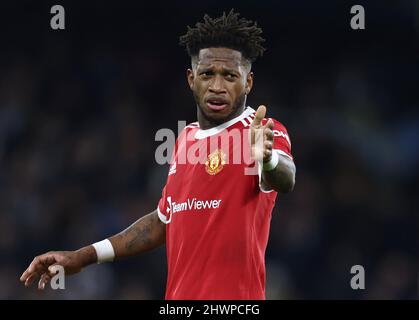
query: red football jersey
[{"left": 157, "top": 107, "right": 293, "bottom": 300}]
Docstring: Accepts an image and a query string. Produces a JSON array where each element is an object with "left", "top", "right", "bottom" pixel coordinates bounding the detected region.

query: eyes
[
  {"left": 199, "top": 70, "right": 238, "bottom": 81},
  {"left": 225, "top": 73, "right": 238, "bottom": 80}
]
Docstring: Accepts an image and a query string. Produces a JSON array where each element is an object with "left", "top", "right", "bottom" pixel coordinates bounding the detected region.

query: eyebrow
[
  {"left": 197, "top": 65, "right": 240, "bottom": 74},
  {"left": 223, "top": 67, "right": 240, "bottom": 74}
]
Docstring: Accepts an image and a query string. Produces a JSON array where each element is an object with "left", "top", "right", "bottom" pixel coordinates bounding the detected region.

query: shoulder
[
  {"left": 177, "top": 121, "right": 199, "bottom": 140},
  {"left": 185, "top": 121, "right": 199, "bottom": 130}
]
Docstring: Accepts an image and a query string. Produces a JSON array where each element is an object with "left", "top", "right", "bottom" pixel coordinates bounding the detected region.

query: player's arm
[
  {"left": 251, "top": 105, "right": 296, "bottom": 193},
  {"left": 108, "top": 209, "right": 166, "bottom": 258},
  {"left": 262, "top": 152, "right": 295, "bottom": 193},
  {"left": 20, "top": 209, "right": 165, "bottom": 289}
]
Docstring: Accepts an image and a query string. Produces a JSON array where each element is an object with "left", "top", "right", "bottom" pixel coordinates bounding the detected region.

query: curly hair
[{"left": 179, "top": 9, "right": 266, "bottom": 63}]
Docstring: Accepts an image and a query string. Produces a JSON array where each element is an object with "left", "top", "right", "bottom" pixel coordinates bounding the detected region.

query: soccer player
[{"left": 20, "top": 10, "right": 296, "bottom": 300}]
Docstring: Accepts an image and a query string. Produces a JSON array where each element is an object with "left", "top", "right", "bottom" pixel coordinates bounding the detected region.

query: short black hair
[{"left": 179, "top": 9, "right": 266, "bottom": 63}]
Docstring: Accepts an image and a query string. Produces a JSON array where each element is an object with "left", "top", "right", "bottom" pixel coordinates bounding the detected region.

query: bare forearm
[
  {"left": 74, "top": 245, "right": 98, "bottom": 267},
  {"left": 262, "top": 155, "right": 296, "bottom": 193},
  {"left": 20, "top": 210, "right": 166, "bottom": 288},
  {"left": 108, "top": 210, "right": 166, "bottom": 259}
]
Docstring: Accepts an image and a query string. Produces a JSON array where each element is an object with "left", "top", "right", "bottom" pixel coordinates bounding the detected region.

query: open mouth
[{"left": 206, "top": 98, "right": 228, "bottom": 111}]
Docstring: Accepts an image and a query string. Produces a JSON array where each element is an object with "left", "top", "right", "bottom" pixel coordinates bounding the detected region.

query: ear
[
  {"left": 187, "top": 69, "right": 194, "bottom": 90},
  {"left": 245, "top": 72, "right": 254, "bottom": 95}
]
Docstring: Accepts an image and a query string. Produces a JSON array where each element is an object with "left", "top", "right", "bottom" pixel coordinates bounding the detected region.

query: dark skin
[
  {"left": 187, "top": 48, "right": 253, "bottom": 128},
  {"left": 188, "top": 48, "right": 295, "bottom": 192},
  {"left": 20, "top": 47, "right": 295, "bottom": 290},
  {"left": 251, "top": 105, "right": 296, "bottom": 193},
  {"left": 20, "top": 210, "right": 165, "bottom": 289}
]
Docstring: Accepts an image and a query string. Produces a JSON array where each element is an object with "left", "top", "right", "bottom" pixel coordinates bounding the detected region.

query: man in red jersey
[{"left": 20, "top": 10, "right": 296, "bottom": 300}]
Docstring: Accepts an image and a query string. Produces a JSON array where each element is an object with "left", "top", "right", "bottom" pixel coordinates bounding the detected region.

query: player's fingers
[
  {"left": 250, "top": 124, "right": 264, "bottom": 147},
  {"left": 20, "top": 270, "right": 28, "bottom": 282},
  {"left": 20, "top": 259, "right": 43, "bottom": 282},
  {"left": 251, "top": 105, "right": 266, "bottom": 127},
  {"left": 264, "top": 149, "right": 272, "bottom": 161},
  {"left": 265, "top": 118, "right": 274, "bottom": 130},
  {"left": 20, "top": 266, "right": 38, "bottom": 282},
  {"left": 24, "top": 273, "right": 37, "bottom": 287},
  {"left": 252, "top": 145, "right": 264, "bottom": 162},
  {"left": 264, "top": 140, "right": 273, "bottom": 150},
  {"left": 26, "top": 259, "right": 46, "bottom": 275},
  {"left": 35, "top": 263, "right": 60, "bottom": 289},
  {"left": 264, "top": 126, "right": 274, "bottom": 141},
  {"left": 21, "top": 254, "right": 57, "bottom": 282},
  {"left": 48, "top": 265, "right": 58, "bottom": 274},
  {"left": 20, "top": 262, "right": 35, "bottom": 281},
  {"left": 39, "top": 273, "right": 52, "bottom": 290},
  {"left": 48, "top": 264, "right": 62, "bottom": 276},
  {"left": 38, "top": 273, "right": 51, "bottom": 290}
]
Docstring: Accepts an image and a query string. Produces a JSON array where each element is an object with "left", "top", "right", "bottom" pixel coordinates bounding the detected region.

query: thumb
[
  {"left": 252, "top": 105, "right": 266, "bottom": 126},
  {"left": 48, "top": 264, "right": 62, "bottom": 276}
]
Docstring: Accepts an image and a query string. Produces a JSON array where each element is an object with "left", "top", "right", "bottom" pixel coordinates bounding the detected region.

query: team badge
[{"left": 205, "top": 149, "right": 226, "bottom": 175}]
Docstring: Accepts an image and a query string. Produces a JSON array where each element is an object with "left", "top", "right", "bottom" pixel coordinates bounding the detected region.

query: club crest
[{"left": 205, "top": 149, "right": 226, "bottom": 175}]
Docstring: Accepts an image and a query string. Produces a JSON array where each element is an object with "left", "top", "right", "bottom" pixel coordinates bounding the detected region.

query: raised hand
[{"left": 250, "top": 105, "right": 274, "bottom": 163}]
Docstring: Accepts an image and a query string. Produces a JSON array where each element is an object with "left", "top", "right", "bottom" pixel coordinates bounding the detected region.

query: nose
[{"left": 209, "top": 75, "right": 227, "bottom": 94}]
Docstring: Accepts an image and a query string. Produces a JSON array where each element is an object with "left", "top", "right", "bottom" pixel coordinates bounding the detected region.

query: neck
[{"left": 197, "top": 105, "right": 246, "bottom": 130}]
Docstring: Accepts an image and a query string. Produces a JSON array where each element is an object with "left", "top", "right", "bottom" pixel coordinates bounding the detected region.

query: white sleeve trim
[
  {"left": 157, "top": 206, "right": 169, "bottom": 224},
  {"left": 276, "top": 149, "right": 293, "bottom": 160}
]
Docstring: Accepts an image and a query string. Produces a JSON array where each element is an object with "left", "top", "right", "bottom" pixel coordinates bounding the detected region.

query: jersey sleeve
[
  {"left": 268, "top": 119, "right": 293, "bottom": 160},
  {"left": 157, "top": 142, "right": 176, "bottom": 224},
  {"left": 157, "top": 184, "right": 169, "bottom": 224},
  {"left": 258, "top": 118, "right": 294, "bottom": 193},
  {"left": 156, "top": 134, "right": 176, "bottom": 224}
]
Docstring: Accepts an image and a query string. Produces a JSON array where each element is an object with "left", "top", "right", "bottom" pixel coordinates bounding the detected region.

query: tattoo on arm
[
  {"left": 125, "top": 217, "right": 153, "bottom": 251},
  {"left": 110, "top": 211, "right": 165, "bottom": 258}
]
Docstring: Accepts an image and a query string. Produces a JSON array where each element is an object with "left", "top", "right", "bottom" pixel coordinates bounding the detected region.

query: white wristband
[
  {"left": 92, "top": 239, "right": 115, "bottom": 264},
  {"left": 263, "top": 150, "right": 279, "bottom": 171}
]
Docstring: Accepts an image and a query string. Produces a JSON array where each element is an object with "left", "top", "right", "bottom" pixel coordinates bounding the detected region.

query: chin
[{"left": 202, "top": 107, "right": 233, "bottom": 123}]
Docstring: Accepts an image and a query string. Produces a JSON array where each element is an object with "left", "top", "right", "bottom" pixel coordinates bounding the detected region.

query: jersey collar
[{"left": 194, "top": 106, "right": 255, "bottom": 140}]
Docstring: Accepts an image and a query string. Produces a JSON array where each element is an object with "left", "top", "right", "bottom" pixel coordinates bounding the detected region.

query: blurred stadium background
[{"left": 0, "top": 0, "right": 418, "bottom": 299}]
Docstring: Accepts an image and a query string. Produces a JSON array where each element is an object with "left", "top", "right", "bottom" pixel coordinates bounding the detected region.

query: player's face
[{"left": 187, "top": 47, "right": 253, "bottom": 128}]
